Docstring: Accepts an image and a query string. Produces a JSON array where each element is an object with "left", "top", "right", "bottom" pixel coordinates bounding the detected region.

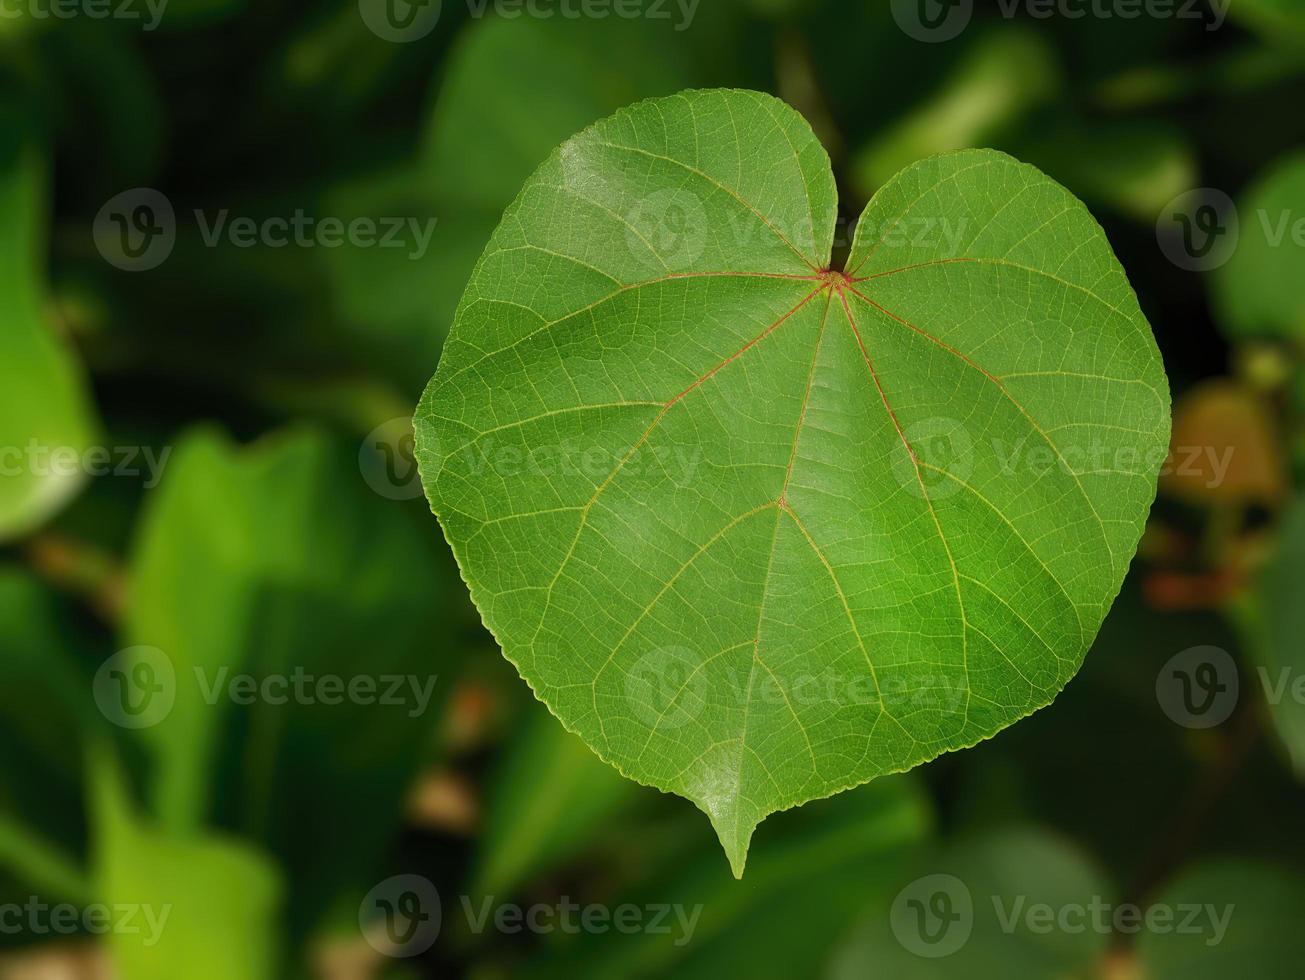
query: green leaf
[
  {"left": 92, "top": 750, "right": 282, "bottom": 980},
  {"left": 828, "top": 828, "right": 1111, "bottom": 978},
  {"left": 1214, "top": 152, "right": 1305, "bottom": 341},
  {"left": 0, "top": 110, "right": 98, "bottom": 541},
  {"left": 123, "top": 427, "right": 450, "bottom": 937},
  {"left": 416, "top": 89, "right": 1170, "bottom": 875},
  {"left": 1136, "top": 860, "right": 1305, "bottom": 979}
]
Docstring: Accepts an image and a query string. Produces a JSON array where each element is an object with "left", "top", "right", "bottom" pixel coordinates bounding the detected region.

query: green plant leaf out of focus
[
  {"left": 828, "top": 828, "right": 1112, "bottom": 979},
  {"left": 416, "top": 88, "right": 1171, "bottom": 875},
  {"left": 1136, "top": 860, "right": 1305, "bottom": 980},
  {"left": 122, "top": 427, "right": 451, "bottom": 939},
  {"left": 1215, "top": 152, "right": 1305, "bottom": 341},
  {"left": 324, "top": 14, "right": 697, "bottom": 387},
  {"left": 0, "top": 109, "right": 98, "bottom": 542},
  {"left": 1249, "top": 494, "right": 1305, "bottom": 775},
  {"left": 852, "top": 29, "right": 1059, "bottom": 196},
  {"left": 92, "top": 750, "right": 282, "bottom": 980}
]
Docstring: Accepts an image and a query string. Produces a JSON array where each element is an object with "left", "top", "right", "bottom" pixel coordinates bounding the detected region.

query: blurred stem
[
  {"left": 1122, "top": 646, "right": 1260, "bottom": 919},
  {"left": 1094, "top": 44, "right": 1305, "bottom": 111},
  {"left": 245, "top": 372, "right": 414, "bottom": 435},
  {"left": 0, "top": 814, "right": 92, "bottom": 905},
  {"left": 24, "top": 532, "right": 125, "bottom": 625}
]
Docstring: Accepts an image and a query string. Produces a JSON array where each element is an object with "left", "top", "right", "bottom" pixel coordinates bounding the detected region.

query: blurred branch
[
  {"left": 0, "top": 814, "right": 92, "bottom": 906},
  {"left": 23, "top": 533, "right": 125, "bottom": 625},
  {"left": 1122, "top": 687, "right": 1260, "bottom": 916},
  {"left": 1094, "top": 45, "right": 1305, "bottom": 111}
]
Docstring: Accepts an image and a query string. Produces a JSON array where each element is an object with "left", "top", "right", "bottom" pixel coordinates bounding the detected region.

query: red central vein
[
  {"left": 850, "top": 256, "right": 984, "bottom": 284},
  {"left": 843, "top": 284, "right": 1011, "bottom": 392},
  {"left": 576, "top": 283, "right": 827, "bottom": 517},
  {"left": 662, "top": 284, "right": 825, "bottom": 411},
  {"left": 835, "top": 289, "right": 916, "bottom": 456},
  {"left": 845, "top": 257, "right": 986, "bottom": 283},
  {"left": 778, "top": 291, "right": 833, "bottom": 507},
  {"left": 662, "top": 270, "right": 826, "bottom": 282}
]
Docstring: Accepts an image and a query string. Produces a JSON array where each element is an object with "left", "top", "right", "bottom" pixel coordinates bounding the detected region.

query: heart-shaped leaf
[{"left": 416, "top": 89, "right": 1169, "bottom": 875}]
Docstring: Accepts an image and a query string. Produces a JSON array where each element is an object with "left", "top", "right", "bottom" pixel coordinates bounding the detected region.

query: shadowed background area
[{"left": 1, "top": 0, "right": 1305, "bottom": 976}]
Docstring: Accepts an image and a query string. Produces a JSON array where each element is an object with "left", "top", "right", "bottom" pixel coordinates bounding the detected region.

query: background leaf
[
  {"left": 0, "top": 107, "right": 98, "bottom": 542},
  {"left": 122, "top": 427, "right": 451, "bottom": 938}
]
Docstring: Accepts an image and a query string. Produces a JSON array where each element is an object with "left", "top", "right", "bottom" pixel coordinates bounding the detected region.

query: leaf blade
[{"left": 417, "top": 90, "right": 1169, "bottom": 874}]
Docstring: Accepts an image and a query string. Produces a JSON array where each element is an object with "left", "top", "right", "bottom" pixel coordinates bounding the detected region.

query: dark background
[{"left": 2, "top": 0, "right": 1304, "bottom": 976}]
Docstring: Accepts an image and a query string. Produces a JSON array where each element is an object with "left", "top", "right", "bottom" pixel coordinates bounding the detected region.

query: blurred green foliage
[{"left": 1, "top": 0, "right": 1305, "bottom": 976}]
